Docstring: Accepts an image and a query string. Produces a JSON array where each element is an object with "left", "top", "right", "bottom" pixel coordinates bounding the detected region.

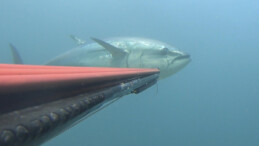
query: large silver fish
[{"left": 45, "top": 36, "right": 191, "bottom": 79}]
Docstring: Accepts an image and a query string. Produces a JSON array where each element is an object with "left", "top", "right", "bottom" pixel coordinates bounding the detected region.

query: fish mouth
[
  {"left": 166, "top": 53, "right": 191, "bottom": 71},
  {"left": 170, "top": 53, "right": 191, "bottom": 64},
  {"left": 175, "top": 54, "right": 191, "bottom": 60}
]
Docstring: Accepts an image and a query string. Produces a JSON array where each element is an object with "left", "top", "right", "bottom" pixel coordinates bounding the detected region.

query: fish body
[{"left": 46, "top": 37, "right": 191, "bottom": 79}]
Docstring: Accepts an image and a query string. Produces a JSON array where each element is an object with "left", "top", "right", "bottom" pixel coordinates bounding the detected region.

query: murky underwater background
[{"left": 0, "top": 0, "right": 259, "bottom": 145}]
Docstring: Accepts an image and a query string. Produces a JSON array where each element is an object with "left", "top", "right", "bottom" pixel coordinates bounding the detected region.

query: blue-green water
[{"left": 1, "top": 0, "right": 258, "bottom": 145}]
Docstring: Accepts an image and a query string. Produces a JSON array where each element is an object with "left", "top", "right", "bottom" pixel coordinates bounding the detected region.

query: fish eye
[{"left": 161, "top": 47, "right": 169, "bottom": 55}]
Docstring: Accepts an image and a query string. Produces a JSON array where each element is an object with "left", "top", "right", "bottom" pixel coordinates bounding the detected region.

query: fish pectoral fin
[
  {"left": 9, "top": 43, "right": 24, "bottom": 64},
  {"left": 91, "top": 37, "right": 127, "bottom": 59},
  {"left": 70, "top": 35, "right": 86, "bottom": 46}
]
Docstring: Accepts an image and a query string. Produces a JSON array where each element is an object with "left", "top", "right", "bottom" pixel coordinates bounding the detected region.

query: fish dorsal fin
[
  {"left": 91, "top": 37, "right": 127, "bottom": 59},
  {"left": 9, "top": 43, "right": 24, "bottom": 64},
  {"left": 70, "top": 35, "right": 86, "bottom": 46}
]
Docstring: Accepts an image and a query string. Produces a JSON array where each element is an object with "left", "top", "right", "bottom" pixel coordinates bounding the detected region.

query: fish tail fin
[{"left": 9, "top": 43, "right": 24, "bottom": 64}]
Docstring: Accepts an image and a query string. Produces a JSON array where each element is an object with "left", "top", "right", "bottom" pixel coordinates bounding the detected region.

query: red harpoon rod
[
  {"left": 0, "top": 63, "right": 155, "bottom": 75},
  {"left": 0, "top": 64, "right": 159, "bottom": 115},
  {"left": 0, "top": 64, "right": 159, "bottom": 93}
]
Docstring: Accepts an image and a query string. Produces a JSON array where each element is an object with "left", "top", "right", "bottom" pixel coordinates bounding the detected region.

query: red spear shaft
[{"left": 0, "top": 64, "right": 159, "bottom": 146}]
